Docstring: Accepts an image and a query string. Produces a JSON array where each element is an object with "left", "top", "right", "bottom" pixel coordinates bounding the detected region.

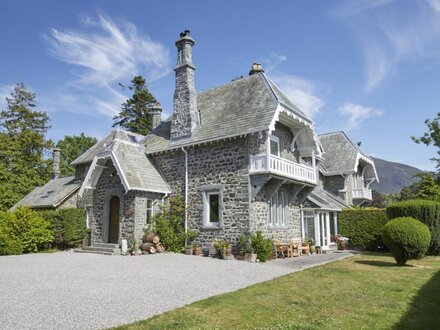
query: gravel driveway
[{"left": 0, "top": 250, "right": 354, "bottom": 330}]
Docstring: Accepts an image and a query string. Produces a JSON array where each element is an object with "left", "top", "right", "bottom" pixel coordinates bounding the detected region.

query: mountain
[{"left": 370, "top": 157, "right": 425, "bottom": 194}]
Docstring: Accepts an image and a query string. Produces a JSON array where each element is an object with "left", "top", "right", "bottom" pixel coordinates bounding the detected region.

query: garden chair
[
  {"left": 274, "top": 240, "right": 289, "bottom": 259},
  {"left": 290, "top": 240, "right": 300, "bottom": 257}
]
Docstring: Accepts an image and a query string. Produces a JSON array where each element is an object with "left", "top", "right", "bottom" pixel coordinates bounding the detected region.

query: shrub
[
  {"left": 39, "top": 208, "right": 87, "bottom": 249},
  {"left": 382, "top": 217, "right": 431, "bottom": 265},
  {"left": 251, "top": 231, "right": 273, "bottom": 262},
  {"left": 387, "top": 200, "right": 440, "bottom": 255},
  {"left": 153, "top": 195, "right": 198, "bottom": 253},
  {"left": 0, "top": 208, "right": 53, "bottom": 255},
  {"left": 339, "top": 208, "right": 389, "bottom": 250}
]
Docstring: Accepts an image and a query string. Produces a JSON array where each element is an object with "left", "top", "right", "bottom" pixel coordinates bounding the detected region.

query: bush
[
  {"left": 153, "top": 195, "right": 198, "bottom": 253},
  {"left": 0, "top": 207, "right": 53, "bottom": 255},
  {"left": 387, "top": 200, "right": 440, "bottom": 254},
  {"left": 251, "top": 231, "right": 273, "bottom": 262},
  {"left": 39, "top": 208, "right": 87, "bottom": 249},
  {"left": 339, "top": 208, "right": 389, "bottom": 250},
  {"left": 382, "top": 217, "right": 431, "bottom": 265}
]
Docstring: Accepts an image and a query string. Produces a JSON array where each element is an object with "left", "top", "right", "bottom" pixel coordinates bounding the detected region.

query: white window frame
[
  {"left": 86, "top": 207, "right": 92, "bottom": 229},
  {"left": 302, "top": 210, "right": 315, "bottom": 239},
  {"left": 145, "top": 199, "right": 154, "bottom": 227},
  {"left": 270, "top": 135, "right": 280, "bottom": 157},
  {"left": 269, "top": 191, "right": 287, "bottom": 227},
  {"left": 201, "top": 185, "right": 224, "bottom": 228}
]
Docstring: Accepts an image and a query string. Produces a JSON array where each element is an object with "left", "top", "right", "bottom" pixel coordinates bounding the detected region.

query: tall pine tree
[
  {"left": 0, "top": 83, "right": 52, "bottom": 210},
  {"left": 112, "top": 76, "right": 156, "bottom": 135}
]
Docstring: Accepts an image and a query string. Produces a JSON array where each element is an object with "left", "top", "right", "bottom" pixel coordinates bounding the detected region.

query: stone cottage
[{"left": 14, "top": 30, "right": 378, "bottom": 252}]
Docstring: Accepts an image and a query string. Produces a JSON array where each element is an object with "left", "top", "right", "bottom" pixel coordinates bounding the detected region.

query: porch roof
[{"left": 305, "top": 188, "right": 349, "bottom": 211}]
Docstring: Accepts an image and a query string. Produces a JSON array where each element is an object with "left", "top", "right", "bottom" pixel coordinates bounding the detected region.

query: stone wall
[
  {"left": 323, "top": 175, "right": 346, "bottom": 201},
  {"left": 272, "top": 122, "right": 299, "bottom": 163}
]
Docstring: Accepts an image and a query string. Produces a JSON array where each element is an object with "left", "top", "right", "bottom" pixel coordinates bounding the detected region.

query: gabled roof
[
  {"left": 143, "top": 73, "right": 313, "bottom": 153},
  {"left": 71, "top": 130, "right": 145, "bottom": 166},
  {"left": 79, "top": 131, "right": 170, "bottom": 195},
  {"left": 319, "top": 131, "right": 378, "bottom": 180},
  {"left": 10, "top": 176, "right": 80, "bottom": 210},
  {"left": 306, "top": 187, "right": 349, "bottom": 211}
]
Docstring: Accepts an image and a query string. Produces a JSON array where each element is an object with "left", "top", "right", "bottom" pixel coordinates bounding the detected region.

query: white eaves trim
[{"left": 354, "top": 152, "right": 379, "bottom": 183}]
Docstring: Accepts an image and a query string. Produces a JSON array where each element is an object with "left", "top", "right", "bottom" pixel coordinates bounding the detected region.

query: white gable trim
[{"left": 354, "top": 152, "right": 379, "bottom": 182}]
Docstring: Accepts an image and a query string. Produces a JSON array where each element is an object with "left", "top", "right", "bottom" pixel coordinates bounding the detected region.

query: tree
[
  {"left": 412, "top": 112, "right": 440, "bottom": 169},
  {"left": 371, "top": 190, "right": 387, "bottom": 208},
  {"left": 416, "top": 174, "right": 440, "bottom": 199},
  {"left": 0, "top": 83, "right": 52, "bottom": 210},
  {"left": 49, "top": 134, "right": 97, "bottom": 176},
  {"left": 112, "top": 76, "right": 156, "bottom": 135}
]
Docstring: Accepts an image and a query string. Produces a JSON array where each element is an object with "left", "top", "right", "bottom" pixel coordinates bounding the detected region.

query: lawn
[{"left": 115, "top": 253, "right": 440, "bottom": 330}]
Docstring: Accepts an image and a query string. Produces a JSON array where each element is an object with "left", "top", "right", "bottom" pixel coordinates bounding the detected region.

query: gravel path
[{"left": 0, "top": 250, "right": 355, "bottom": 330}]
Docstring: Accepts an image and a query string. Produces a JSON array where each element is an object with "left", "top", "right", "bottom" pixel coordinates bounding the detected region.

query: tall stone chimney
[
  {"left": 249, "top": 63, "right": 264, "bottom": 75},
  {"left": 53, "top": 148, "right": 61, "bottom": 179},
  {"left": 150, "top": 101, "right": 162, "bottom": 129},
  {"left": 170, "top": 30, "right": 200, "bottom": 140}
]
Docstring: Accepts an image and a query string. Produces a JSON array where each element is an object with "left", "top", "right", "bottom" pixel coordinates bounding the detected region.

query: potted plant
[
  {"left": 193, "top": 242, "right": 202, "bottom": 256},
  {"left": 309, "top": 238, "right": 316, "bottom": 254},
  {"left": 222, "top": 242, "right": 232, "bottom": 259},
  {"left": 185, "top": 244, "right": 193, "bottom": 255},
  {"left": 239, "top": 233, "right": 257, "bottom": 262},
  {"left": 202, "top": 247, "right": 210, "bottom": 257},
  {"left": 336, "top": 235, "right": 349, "bottom": 250},
  {"left": 244, "top": 247, "right": 257, "bottom": 263}
]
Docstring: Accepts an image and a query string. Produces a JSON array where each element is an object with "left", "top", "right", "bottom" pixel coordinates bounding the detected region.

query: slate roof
[
  {"left": 143, "top": 73, "right": 313, "bottom": 153},
  {"left": 10, "top": 176, "right": 80, "bottom": 210},
  {"left": 318, "top": 131, "right": 374, "bottom": 175},
  {"left": 71, "top": 130, "right": 145, "bottom": 165},
  {"left": 306, "top": 187, "right": 349, "bottom": 211},
  {"left": 79, "top": 130, "right": 170, "bottom": 194}
]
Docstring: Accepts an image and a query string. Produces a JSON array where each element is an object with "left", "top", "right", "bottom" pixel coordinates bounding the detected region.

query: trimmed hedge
[
  {"left": 382, "top": 217, "right": 431, "bottom": 265},
  {"left": 339, "top": 208, "right": 389, "bottom": 250},
  {"left": 387, "top": 200, "right": 440, "bottom": 255},
  {"left": 39, "top": 208, "right": 87, "bottom": 249},
  {"left": 0, "top": 208, "right": 53, "bottom": 255}
]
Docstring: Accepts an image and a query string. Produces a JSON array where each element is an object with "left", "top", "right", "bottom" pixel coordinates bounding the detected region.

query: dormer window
[
  {"left": 128, "top": 135, "right": 138, "bottom": 143},
  {"left": 270, "top": 135, "right": 280, "bottom": 157}
]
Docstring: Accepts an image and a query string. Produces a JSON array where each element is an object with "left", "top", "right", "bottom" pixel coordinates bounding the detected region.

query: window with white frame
[
  {"left": 269, "top": 191, "right": 287, "bottom": 227},
  {"left": 86, "top": 207, "right": 92, "bottom": 229},
  {"left": 201, "top": 186, "right": 223, "bottom": 228},
  {"left": 145, "top": 199, "right": 154, "bottom": 227},
  {"left": 270, "top": 135, "right": 280, "bottom": 157},
  {"left": 303, "top": 210, "right": 314, "bottom": 238}
]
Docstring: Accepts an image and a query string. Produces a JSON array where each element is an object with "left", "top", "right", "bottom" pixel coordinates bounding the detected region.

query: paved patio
[{"left": 0, "top": 250, "right": 356, "bottom": 330}]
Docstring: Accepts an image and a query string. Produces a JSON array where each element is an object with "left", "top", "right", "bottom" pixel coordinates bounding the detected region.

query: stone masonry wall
[{"left": 272, "top": 122, "right": 299, "bottom": 163}]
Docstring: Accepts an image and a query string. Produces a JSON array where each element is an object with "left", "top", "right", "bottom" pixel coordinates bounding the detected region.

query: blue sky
[{"left": 1, "top": 0, "right": 440, "bottom": 170}]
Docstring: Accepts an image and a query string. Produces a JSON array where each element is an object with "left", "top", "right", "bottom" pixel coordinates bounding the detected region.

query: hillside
[{"left": 370, "top": 157, "right": 425, "bottom": 194}]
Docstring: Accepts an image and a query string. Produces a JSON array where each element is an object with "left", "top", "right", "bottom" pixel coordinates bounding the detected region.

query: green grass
[{"left": 114, "top": 253, "right": 440, "bottom": 330}]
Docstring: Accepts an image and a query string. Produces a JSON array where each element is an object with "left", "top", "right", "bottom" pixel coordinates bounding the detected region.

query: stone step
[
  {"left": 83, "top": 246, "right": 120, "bottom": 254},
  {"left": 74, "top": 249, "right": 114, "bottom": 256},
  {"left": 93, "top": 243, "right": 120, "bottom": 249}
]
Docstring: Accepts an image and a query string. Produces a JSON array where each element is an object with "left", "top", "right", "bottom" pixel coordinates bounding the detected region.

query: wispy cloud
[
  {"left": 337, "top": 102, "right": 383, "bottom": 130},
  {"left": 45, "top": 12, "right": 171, "bottom": 117},
  {"left": 0, "top": 84, "right": 14, "bottom": 112},
  {"left": 336, "top": 0, "right": 440, "bottom": 91}
]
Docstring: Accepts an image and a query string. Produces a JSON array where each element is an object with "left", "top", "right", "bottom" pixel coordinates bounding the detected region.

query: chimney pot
[{"left": 249, "top": 63, "right": 264, "bottom": 76}]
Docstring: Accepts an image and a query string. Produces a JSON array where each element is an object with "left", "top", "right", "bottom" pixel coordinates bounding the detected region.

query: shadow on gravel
[{"left": 393, "top": 269, "right": 440, "bottom": 329}]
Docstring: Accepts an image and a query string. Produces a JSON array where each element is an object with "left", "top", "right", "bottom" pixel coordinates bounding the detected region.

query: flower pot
[
  {"left": 225, "top": 246, "right": 232, "bottom": 256},
  {"left": 185, "top": 245, "right": 193, "bottom": 255},
  {"left": 193, "top": 246, "right": 202, "bottom": 256},
  {"left": 310, "top": 245, "right": 316, "bottom": 254},
  {"left": 244, "top": 253, "right": 257, "bottom": 263},
  {"left": 202, "top": 248, "right": 210, "bottom": 257}
]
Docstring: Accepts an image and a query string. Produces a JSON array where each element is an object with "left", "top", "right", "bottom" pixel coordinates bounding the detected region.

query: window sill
[
  {"left": 201, "top": 225, "right": 223, "bottom": 231},
  {"left": 268, "top": 225, "right": 289, "bottom": 230}
]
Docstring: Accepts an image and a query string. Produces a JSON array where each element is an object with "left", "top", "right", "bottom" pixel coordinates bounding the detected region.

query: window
[
  {"left": 269, "top": 191, "right": 287, "bottom": 227},
  {"left": 270, "top": 135, "right": 280, "bottom": 157},
  {"left": 86, "top": 207, "right": 92, "bottom": 229},
  {"left": 145, "top": 199, "right": 154, "bottom": 227},
  {"left": 302, "top": 210, "right": 314, "bottom": 238},
  {"left": 201, "top": 185, "right": 223, "bottom": 228},
  {"left": 128, "top": 134, "right": 138, "bottom": 143}
]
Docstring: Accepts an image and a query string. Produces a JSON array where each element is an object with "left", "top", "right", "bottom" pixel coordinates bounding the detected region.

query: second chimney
[
  {"left": 249, "top": 63, "right": 264, "bottom": 76},
  {"left": 150, "top": 101, "right": 162, "bottom": 129},
  {"left": 53, "top": 148, "right": 61, "bottom": 179}
]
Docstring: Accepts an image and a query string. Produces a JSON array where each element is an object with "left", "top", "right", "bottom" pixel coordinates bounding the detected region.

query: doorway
[{"left": 108, "top": 196, "right": 120, "bottom": 244}]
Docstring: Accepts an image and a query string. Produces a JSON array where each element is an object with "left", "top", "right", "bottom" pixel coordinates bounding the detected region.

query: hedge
[
  {"left": 339, "top": 208, "right": 389, "bottom": 250},
  {"left": 0, "top": 208, "right": 53, "bottom": 255},
  {"left": 382, "top": 217, "right": 431, "bottom": 265},
  {"left": 386, "top": 200, "right": 440, "bottom": 255},
  {"left": 39, "top": 208, "right": 88, "bottom": 249}
]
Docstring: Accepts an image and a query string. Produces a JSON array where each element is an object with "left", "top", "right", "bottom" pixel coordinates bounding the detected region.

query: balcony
[
  {"left": 250, "top": 154, "right": 317, "bottom": 185},
  {"left": 352, "top": 188, "right": 372, "bottom": 200}
]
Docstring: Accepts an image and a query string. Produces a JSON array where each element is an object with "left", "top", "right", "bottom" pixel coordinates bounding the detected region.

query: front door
[{"left": 108, "top": 196, "right": 120, "bottom": 244}]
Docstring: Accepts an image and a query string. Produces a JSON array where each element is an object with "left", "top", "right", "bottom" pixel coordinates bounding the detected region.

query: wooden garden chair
[
  {"left": 290, "top": 240, "right": 300, "bottom": 257},
  {"left": 274, "top": 240, "right": 289, "bottom": 259}
]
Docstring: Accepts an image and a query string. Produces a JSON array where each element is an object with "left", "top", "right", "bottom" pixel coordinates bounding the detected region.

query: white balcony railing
[
  {"left": 250, "top": 154, "right": 317, "bottom": 184},
  {"left": 352, "top": 188, "right": 372, "bottom": 200}
]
